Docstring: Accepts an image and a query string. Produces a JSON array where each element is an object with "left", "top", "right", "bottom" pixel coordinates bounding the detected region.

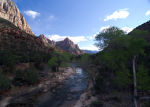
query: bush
[
  {"left": 34, "top": 63, "right": 45, "bottom": 70},
  {"left": 94, "top": 75, "right": 105, "bottom": 92},
  {"left": 136, "top": 65, "right": 150, "bottom": 90},
  {"left": 143, "top": 102, "right": 150, "bottom": 107},
  {"left": 113, "top": 69, "right": 132, "bottom": 89},
  {"left": 13, "top": 70, "right": 26, "bottom": 86},
  {"left": 90, "top": 101, "right": 103, "bottom": 107},
  {"left": 13, "top": 66, "right": 39, "bottom": 86},
  {"left": 24, "top": 67, "right": 39, "bottom": 85},
  {"left": 0, "top": 71, "right": 11, "bottom": 91}
]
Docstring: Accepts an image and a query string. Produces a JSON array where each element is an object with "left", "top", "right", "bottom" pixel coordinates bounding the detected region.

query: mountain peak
[
  {"left": 64, "top": 37, "right": 70, "bottom": 41},
  {"left": 56, "top": 38, "right": 84, "bottom": 55},
  {"left": 38, "top": 34, "right": 55, "bottom": 47},
  {"left": 0, "top": 0, "right": 34, "bottom": 35}
]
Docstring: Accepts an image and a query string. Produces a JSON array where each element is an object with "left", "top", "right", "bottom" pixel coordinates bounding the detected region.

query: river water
[{"left": 37, "top": 64, "right": 89, "bottom": 107}]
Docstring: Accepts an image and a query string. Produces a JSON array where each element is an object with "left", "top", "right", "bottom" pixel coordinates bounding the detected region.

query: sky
[{"left": 13, "top": 0, "right": 150, "bottom": 50}]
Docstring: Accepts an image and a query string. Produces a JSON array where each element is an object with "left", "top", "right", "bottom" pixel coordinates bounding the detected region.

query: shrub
[
  {"left": 34, "top": 63, "right": 45, "bottom": 70},
  {"left": 113, "top": 69, "right": 132, "bottom": 89},
  {"left": 94, "top": 75, "right": 104, "bottom": 92},
  {"left": 13, "top": 66, "right": 39, "bottom": 86},
  {"left": 136, "top": 65, "right": 150, "bottom": 90},
  {"left": 24, "top": 67, "right": 39, "bottom": 85},
  {"left": 13, "top": 70, "right": 26, "bottom": 86},
  {"left": 90, "top": 101, "right": 103, "bottom": 107},
  {"left": 0, "top": 71, "right": 11, "bottom": 91}
]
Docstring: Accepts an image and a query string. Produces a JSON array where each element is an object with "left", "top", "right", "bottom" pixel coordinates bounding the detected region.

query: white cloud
[
  {"left": 80, "top": 45, "right": 99, "bottom": 51},
  {"left": 48, "top": 15, "right": 55, "bottom": 20},
  {"left": 100, "top": 25, "right": 111, "bottom": 32},
  {"left": 146, "top": 10, "right": 150, "bottom": 16},
  {"left": 48, "top": 34, "right": 87, "bottom": 43},
  {"left": 121, "top": 27, "right": 133, "bottom": 33},
  {"left": 24, "top": 10, "right": 40, "bottom": 19},
  {"left": 100, "top": 26, "right": 133, "bottom": 33},
  {"left": 89, "top": 26, "right": 133, "bottom": 41},
  {"left": 104, "top": 8, "right": 129, "bottom": 21},
  {"left": 86, "top": 26, "right": 111, "bottom": 41}
]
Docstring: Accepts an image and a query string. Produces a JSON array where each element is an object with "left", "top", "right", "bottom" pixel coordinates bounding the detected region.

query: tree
[
  {"left": 136, "top": 65, "right": 150, "bottom": 90},
  {"left": 95, "top": 27, "right": 125, "bottom": 50},
  {"left": 13, "top": 65, "right": 39, "bottom": 86},
  {"left": 95, "top": 27, "right": 149, "bottom": 107},
  {"left": 48, "top": 51, "right": 71, "bottom": 72},
  {"left": 48, "top": 57, "right": 58, "bottom": 72}
]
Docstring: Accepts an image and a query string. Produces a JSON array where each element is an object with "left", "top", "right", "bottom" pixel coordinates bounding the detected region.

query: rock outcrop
[
  {"left": 38, "top": 34, "right": 56, "bottom": 47},
  {"left": 56, "top": 38, "right": 85, "bottom": 55},
  {"left": 0, "top": 0, "right": 34, "bottom": 35}
]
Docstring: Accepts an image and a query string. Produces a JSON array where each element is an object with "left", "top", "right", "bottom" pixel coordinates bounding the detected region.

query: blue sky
[{"left": 13, "top": 0, "right": 150, "bottom": 50}]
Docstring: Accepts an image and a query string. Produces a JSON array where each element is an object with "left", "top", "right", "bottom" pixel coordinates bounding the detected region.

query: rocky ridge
[
  {"left": 56, "top": 38, "right": 85, "bottom": 55},
  {"left": 38, "top": 34, "right": 56, "bottom": 48},
  {"left": 0, "top": 0, "right": 34, "bottom": 35}
]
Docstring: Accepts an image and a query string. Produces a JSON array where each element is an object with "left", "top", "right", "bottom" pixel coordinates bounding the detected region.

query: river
[{"left": 37, "top": 64, "right": 89, "bottom": 107}]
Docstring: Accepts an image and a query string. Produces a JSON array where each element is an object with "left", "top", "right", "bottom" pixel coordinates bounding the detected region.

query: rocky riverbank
[
  {"left": 73, "top": 80, "right": 98, "bottom": 107},
  {"left": 0, "top": 67, "right": 75, "bottom": 107}
]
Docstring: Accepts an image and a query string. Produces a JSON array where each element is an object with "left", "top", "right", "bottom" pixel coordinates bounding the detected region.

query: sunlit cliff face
[{"left": 0, "top": 0, "right": 34, "bottom": 35}]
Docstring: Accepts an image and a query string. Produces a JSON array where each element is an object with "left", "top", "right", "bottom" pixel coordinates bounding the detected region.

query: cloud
[
  {"left": 100, "top": 25, "right": 111, "bottom": 31},
  {"left": 48, "top": 15, "right": 55, "bottom": 21},
  {"left": 24, "top": 10, "right": 40, "bottom": 19},
  {"left": 48, "top": 34, "right": 87, "bottom": 43},
  {"left": 90, "top": 26, "right": 133, "bottom": 40},
  {"left": 104, "top": 8, "right": 129, "bottom": 21},
  {"left": 80, "top": 45, "right": 99, "bottom": 51},
  {"left": 146, "top": 10, "right": 150, "bottom": 16},
  {"left": 121, "top": 27, "right": 133, "bottom": 33},
  {"left": 100, "top": 25, "right": 133, "bottom": 33}
]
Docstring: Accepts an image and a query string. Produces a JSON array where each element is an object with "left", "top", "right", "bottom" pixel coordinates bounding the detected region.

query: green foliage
[
  {"left": 94, "top": 75, "right": 105, "bottom": 91},
  {"left": 80, "top": 54, "right": 91, "bottom": 66},
  {"left": 48, "top": 57, "right": 58, "bottom": 71},
  {"left": 136, "top": 65, "right": 150, "bottom": 90},
  {"left": 48, "top": 51, "right": 71, "bottom": 72},
  {"left": 14, "top": 65, "right": 39, "bottom": 85},
  {"left": 24, "top": 67, "right": 39, "bottom": 84},
  {"left": 114, "top": 69, "right": 132, "bottom": 88},
  {"left": 0, "top": 70, "right": 11, "bottom": 91},
  {"left": 90, "top": 101, "right": 103, "bottom": 107},
  {"left": 143, "top": 102, "right": 150, "bottom": 107},
  {"left": 94, "top": 26, "right": 150, "bottom": 91},
  {"left": 95, "top": 27, "right": 125, "bottom": 50}
]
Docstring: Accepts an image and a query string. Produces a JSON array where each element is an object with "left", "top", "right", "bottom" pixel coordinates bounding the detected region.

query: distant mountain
[
  {"left": 0, "top": 0, "right": 34, "bottom": 35},
  {"left": 83, "top": 50, "right": 99, "bottom": 54},
  {"left": 56, "top": 38, "right": 85, "bottom": 55}
]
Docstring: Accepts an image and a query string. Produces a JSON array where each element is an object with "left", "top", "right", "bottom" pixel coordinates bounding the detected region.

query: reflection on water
[
  {"left": 76, "top": 68, "right": 82, "bottom": 75},
  {"left": 38, "top": 65, "right": 88, "bottom": 107}
]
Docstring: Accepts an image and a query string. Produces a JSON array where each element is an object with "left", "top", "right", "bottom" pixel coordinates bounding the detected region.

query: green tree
[
  {"left": 24, "top": 68, "right": 39, "bottom": 84},
  {"left": 95, "top": 27, "right": 125, "bottom": 50},
  {"left": 48, "top": 57, "right": 58, "bottom": 72},
  {"left": 48, "top": 51, "right": 71, "bottom": 72},
  {"left": 95, "top": 27, "right": 148, "bottom": 88},
  {"left": 136, "top": 65, "right": 150, "bottom": 90}
]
